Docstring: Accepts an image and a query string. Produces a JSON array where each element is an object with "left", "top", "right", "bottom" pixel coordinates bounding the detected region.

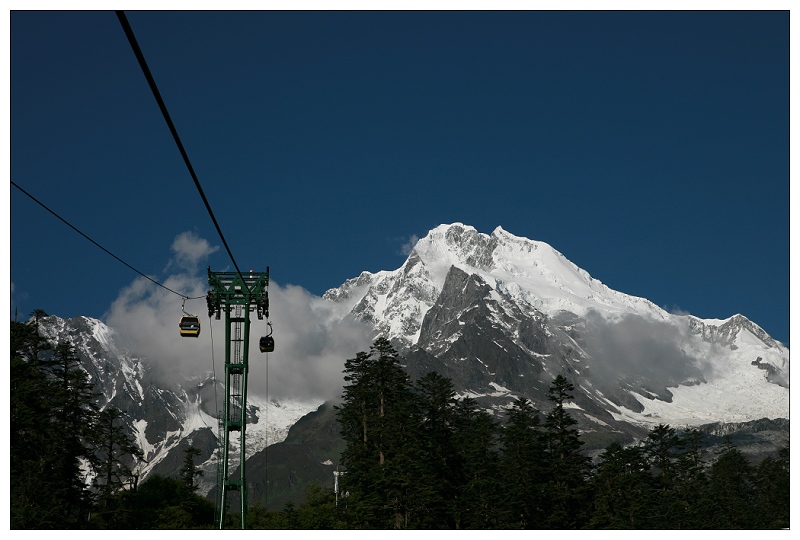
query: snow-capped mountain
[
  {"left": 325, "top": 223, "right": 671, "bottom": 347},
  {"left": 29, "top": 222, "right": 788, "bottom": 502},
  {"left": 35, "top": 314, "right": 322, "bottom": 497},
  {"left": 324, "top": 223, "right": 788, "bottom": 440}
]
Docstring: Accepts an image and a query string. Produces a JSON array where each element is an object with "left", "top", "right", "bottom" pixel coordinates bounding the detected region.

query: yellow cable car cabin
[{"left": 179, "top": 316, "right": 201, "bottom": 337}]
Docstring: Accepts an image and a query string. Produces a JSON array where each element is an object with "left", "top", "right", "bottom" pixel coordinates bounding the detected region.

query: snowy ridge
[
  {"left": 605, "top": 316, "right": 788, "bottom": 427},
  {"left": 324, "top": 223, "right": 789, "bottom": 429},
  {"left": 412, "top": 223, "right": 669, "bottom": 321},
  {"left": 135, "top": 387, "right": 219, "bottom": 477},
  {"left": 486, "top": 226, "right": 668, "bottom": 320},
  {"left": 33, "top": 315, "right": 323, "bottom": 495},
  {"left": 324, "top": 223, "right": 670, "bottom": 348}
]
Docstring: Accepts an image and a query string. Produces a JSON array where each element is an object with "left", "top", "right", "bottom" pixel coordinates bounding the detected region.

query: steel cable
[
  {"left": 116, "top": 11, "right": 247, "bottom": 284},
  {"left": 11, "top": 180, "right": 202, "bottom": 300}
]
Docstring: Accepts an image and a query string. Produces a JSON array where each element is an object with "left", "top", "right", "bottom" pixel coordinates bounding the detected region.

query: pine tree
[
  {"left": 45, "top": 342, "right": 100, "bottom": 527},
  {"left": 542, "top": 374, "right": 592, "bottom": 528},
  {"left": 28, "top": 309, "right": 52, "bottom": 366},
  {"left": 751, "top": 446, "right": 789, "bottom": 528},
  {"left": 699, "top": 438, "right": 756, "bottom": 528},
  {"left": 10, "top": 319, "right": 63, "bottom": 528},
  {"left": 498, "top": 397, "right": 547, "bottom": 528},
  {"left": 415, "top": 371, "right": 459, "bottom": 526},
  {"left": 180, "top": 446, "right": 204, "bottom": 493},
  {"left": 416, "top": 372, "right": 457, "bottom": 472},
  {"left": 448, "top": 397, "right": 501, "bottom": 529},
  {"left": 588, "top": 442, "right": 654, "bottom": 528},
  {"left": 639, "top": 423, "right": 686, "bottom": 527},
  {"left": 670, "top": 427, "right": 708, "bottom": 529},
  {"left": 336, "top": 350, "right": 382, "bottom": 526},
  {"left": 120, "top": 473, "right": 215, "bottom": 529},
  {"left": 292, "top": 483, "right": 344, "bottom": 529},
  {"left": 643, "top": 424, "right": 682, "bottom": 483},
  {"left": 336, "top": 337, "right": 421, "bottom": 528},
  {"left": 10, "top": 316, "right": 102, "bottom": 528},
  {"left": 90, "top": 406, "right": 144, "bottom": 527},
  {"left": 11, "top": 315, "right": 51, "bottom": 367}
]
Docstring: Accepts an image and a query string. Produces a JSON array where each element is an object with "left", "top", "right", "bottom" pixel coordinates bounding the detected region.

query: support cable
[
  {"left": 265, "top": 318, "right": 272, "bottom": 497},
  {"left": 209, "top": 314, "right": 219, "bottom": 420},
  {"left": 11, "top": 180, "right": 202, "bottom": 301},
  {"left": 115, "top": 11, "right": 246, "bottom": 283}
]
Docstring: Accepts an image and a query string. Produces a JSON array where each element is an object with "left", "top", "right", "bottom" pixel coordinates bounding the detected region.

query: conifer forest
[{"left": 11, "top": 319, "right": 789, "bottom": 529}]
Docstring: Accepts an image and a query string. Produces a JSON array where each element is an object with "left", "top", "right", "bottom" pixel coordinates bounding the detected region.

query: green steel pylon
[{"left": 207, "top": 267, "right": 269, "bottom": 529}]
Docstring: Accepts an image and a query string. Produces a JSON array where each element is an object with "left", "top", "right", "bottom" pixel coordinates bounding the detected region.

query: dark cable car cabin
[
  {"left": 179, "top": 316, "right": 201, "bottom": 337},
  {"left": 259, "top": 335, "right": 274, "bottom": 353}
]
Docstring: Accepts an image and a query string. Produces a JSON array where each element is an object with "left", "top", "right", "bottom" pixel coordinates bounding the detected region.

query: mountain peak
[
  {"left": 408, "top": 223, "right": 667, "bottom": 322},
  {"left": 324, "top": 223, "right": 668, "bottom": 347},
  {"left": 490, "top": 224, "right": 532, "bottom": 242},
  {"left": 324, "top": 222, "right": 788, "bottom": 430}
]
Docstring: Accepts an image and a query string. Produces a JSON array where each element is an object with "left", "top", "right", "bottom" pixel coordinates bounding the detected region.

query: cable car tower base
[{"left": 206, "top": 267, "right": 269, "bottom": 530}]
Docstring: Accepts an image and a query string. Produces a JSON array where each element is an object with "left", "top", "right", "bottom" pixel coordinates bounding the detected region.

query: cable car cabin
[
  {"left": 259, "top": 335, "right": 274, "bottom": 353},
  {"left": 179, "top": 316, "right": 201, "bottom": 337}
]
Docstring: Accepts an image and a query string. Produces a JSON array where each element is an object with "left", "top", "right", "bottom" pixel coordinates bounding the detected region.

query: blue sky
[{"left": 9, "top": 10, "right": 790, "bottom": 346}]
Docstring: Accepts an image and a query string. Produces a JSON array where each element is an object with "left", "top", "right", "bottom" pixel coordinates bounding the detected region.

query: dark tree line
[
  {"left": 11, "top": 321, "right": 789, "bottom": 529},
  {"left": 274, "top": 337, "right": 786, "bottom": 530},
  {"left": 10, "top": 313, "right": 214, "bottom": 529}
]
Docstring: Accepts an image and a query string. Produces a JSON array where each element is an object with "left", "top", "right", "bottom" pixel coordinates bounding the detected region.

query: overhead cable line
[
  {"left": 115, "top": 11, "right": 246, "bottom": 283},
  {"left": 209, "top": 314, "right": 219, "bottom": 422},
  {"left": 11, "top": 180, "right": 203, "bottom": 300}
]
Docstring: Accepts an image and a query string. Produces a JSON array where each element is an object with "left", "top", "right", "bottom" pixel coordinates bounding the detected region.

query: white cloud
[
  {"left": 400, "top": 234, "right": 420, "bottom": 256},
  {"left": 666, "top": 304, "right": 691, "bottom": 316},
  {"left": 104, "top": 232, "right": 371, "bottom": 402},
  {"left": 253, "top": 283, "right": 372, "bottom": 400},
  {"left": 580, "top": 310, "right": 716, "bottom": 394},
  {"left": 167, "top": 231, "right": 219, "bottom": 272}
]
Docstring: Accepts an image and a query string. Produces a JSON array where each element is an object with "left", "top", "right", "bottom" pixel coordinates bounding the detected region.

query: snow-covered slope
[
  {"left": 324, "top": 223, "right": 789, "bottom": 430},
  {"left": 599, "top": 313, "right": 789, "bottom": 427},
  {"left": 417, "top": 224, "right": 669, "bottom": 320},
  {"left": 324, "top": 223, "right": 669, "bottom": 347},
  {"left": 35, "top": 315, "right": 322, "bottom": 496}
]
